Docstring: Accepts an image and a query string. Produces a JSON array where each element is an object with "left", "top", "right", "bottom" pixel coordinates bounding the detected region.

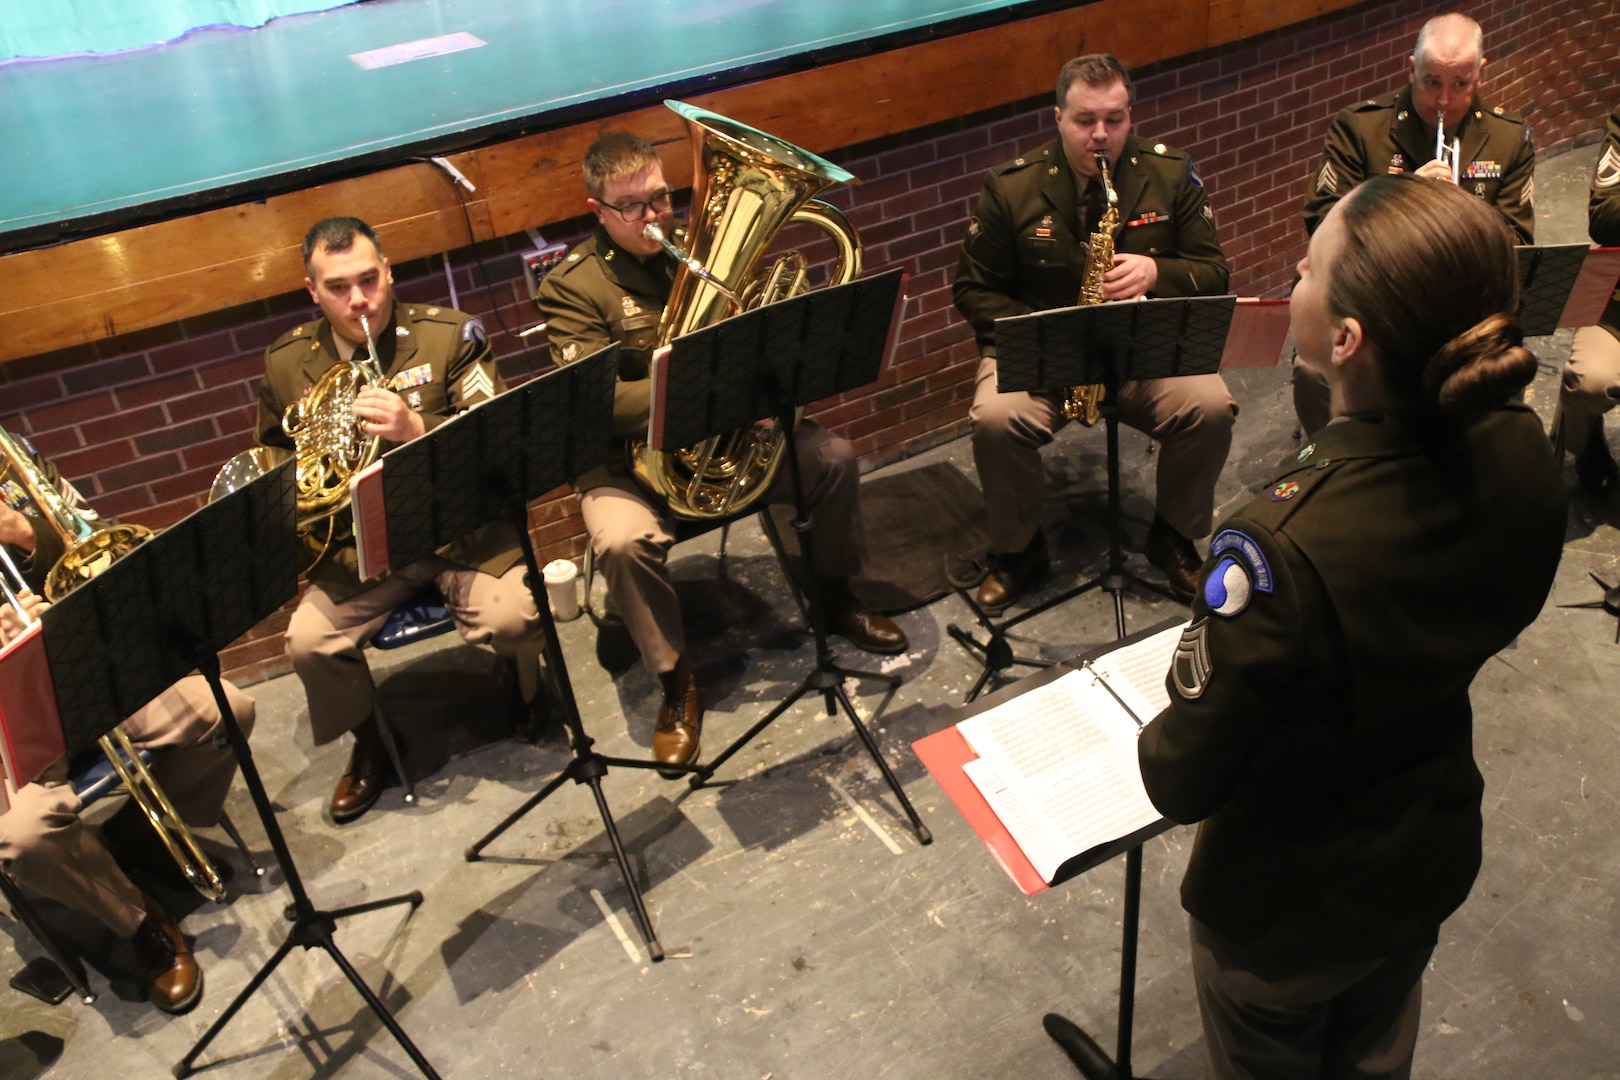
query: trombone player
[
  {"left": 259, "top": 217, "right": 548, "bottom": 824},
  {"left": 536, "top": 132, "right": 907, "bottom": 776},
  {"left": 1, "top": 431, "right": 258, "bottom": 1014}
]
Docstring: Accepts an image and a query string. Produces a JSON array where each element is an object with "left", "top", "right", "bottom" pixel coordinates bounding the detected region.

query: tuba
[
  {"left": 210, "top": 314, "right": 388, "bottom": 571},
  {"left": 1061, "top": 152, "right": 1121, "bottom": 426},
  {"left": 628, "top": 100, "right": 864, "bottom": 520},
  {"left": 0, "top": 427, "right": 227, "bottom": 902}
]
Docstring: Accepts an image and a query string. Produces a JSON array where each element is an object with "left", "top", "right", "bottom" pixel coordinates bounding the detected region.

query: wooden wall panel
[{"left": 0, "top": 0, "right": 1344, "bottom": 365}]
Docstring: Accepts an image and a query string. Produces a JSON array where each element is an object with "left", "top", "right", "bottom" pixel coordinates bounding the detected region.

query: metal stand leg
[
  {"left": 686, "top": 401, "right": 930, "bottom": 845},
  {"left": 462, "top": 501, "right": 687, "bottom": 963},
  {"left": 0, "top": 868, "right": 96, "bottom": 1005},
  {"left": 174, "top": 656, "right": 437, "bottom": 1080}
]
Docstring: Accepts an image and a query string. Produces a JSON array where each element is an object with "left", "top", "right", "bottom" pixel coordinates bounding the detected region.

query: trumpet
[
  {"left": 1435, "top": 115, "right": 1461, "bottom": 183},
  {"left": 0, "top": 433, "right": 228, "bottom": 902}
]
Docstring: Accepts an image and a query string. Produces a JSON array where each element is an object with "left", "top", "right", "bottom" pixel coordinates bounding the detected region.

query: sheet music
[
  {"left": 1085, "top": 621, "right": 1184, "bottom": 721},
  {"left": 957, "top": 668, "right": 1162, "bottom": 882}
]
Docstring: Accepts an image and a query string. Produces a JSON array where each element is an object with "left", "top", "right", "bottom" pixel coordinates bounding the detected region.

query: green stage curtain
[{"left": 3, "top": 0, "right": 359, "bottom": 62}]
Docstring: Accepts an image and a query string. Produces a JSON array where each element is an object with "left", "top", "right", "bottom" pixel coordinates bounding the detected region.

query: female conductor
[{"left": 1138, "top": 173, "right": 1566, "bottom": 1079}]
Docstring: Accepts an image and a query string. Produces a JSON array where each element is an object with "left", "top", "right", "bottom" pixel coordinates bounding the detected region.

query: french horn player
[
  {"left": 252, "top": 217, "right": 548, "bottom": 825},
  {"left": 954, "top": 53, "right": 1235, "bottom": 607},
  {"left": 0, "top": 429, "right": 258, "bottom": 1015},
  {"left": 535, "top": 124, "right": 908, "bottom": 778}
]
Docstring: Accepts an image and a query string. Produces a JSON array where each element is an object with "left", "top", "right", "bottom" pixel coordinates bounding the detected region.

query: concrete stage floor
[{"left": 4, "top": 142, "right": 1618, "bottom": 1079}]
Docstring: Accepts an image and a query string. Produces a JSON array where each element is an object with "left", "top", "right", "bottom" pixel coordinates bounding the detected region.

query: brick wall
[{"left": 3, "top": 0, "right": 1615, "bottom": 685}]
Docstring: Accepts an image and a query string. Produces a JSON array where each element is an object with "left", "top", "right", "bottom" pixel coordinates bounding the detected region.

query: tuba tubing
[{"left": 626, "top": 100, "right": 864, "bottom": 521}]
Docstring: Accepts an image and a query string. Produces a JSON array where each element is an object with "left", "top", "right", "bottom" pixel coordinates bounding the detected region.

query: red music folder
[
  {"left": 349, "top": 458, "right": 389, "bottom": 583},
  {"left": 913, "top": 621, "right": 1185, "bottom": 895},
  {"left": 0, "top": 620, "right": 67, "bottom": 791},
  {"left": 1220, "top": 297, "right": 1292, "bottom": 369}
]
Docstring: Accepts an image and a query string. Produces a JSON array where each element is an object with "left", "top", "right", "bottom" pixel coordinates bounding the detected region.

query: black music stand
[
  {"left": 656, "top": 269, "right": 930, "bottom": 845},
  {"left": 948, "top": 296, "right": 1236, "bottom": 703},
  {"left": 356, "top": 347, "right": 686, "bottom": 960},
  {"left": 29, "top": 460, "right": 440, "bottom": 1079}
]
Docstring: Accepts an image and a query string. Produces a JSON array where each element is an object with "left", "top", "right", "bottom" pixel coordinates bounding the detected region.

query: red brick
[
  {"left": 148, "top": 331, "right": 239, "bottom": 375},
  {"left": 100, "top": 453, "right": 182, "bottom": 492},
  {"left": 64, "top": 356, "right": 152, "bottom": 398},
  {"left": 27, "top": 392, "right": 118, "bottom": 434},
  {"left": 116, "top": 371, "right": 202, "bottom": 410},
  {"left": 167, "top": 383, "right": 252, "bottom": 424},
  {"left": 80, "top": 405, "right": 166, "bottom": 444},
  {"left": 53, "top": 441, "right": 132, "bottom": 481},
  {"left": 134, "top": 417, "right": 218, "bottom": 455}
]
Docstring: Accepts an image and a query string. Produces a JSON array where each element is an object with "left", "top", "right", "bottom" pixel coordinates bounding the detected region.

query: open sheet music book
[{"left": 953, "top": 621, "right": 1183, "bottom": 885}]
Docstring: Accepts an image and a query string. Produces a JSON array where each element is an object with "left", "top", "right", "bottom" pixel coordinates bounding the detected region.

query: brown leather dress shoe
[
  {"left": 975, "top": 532, "right": 1050, "bottom": 615},
  {"left": 819, "top": 579, "right": 908, "bottom": 654},
  {"left": 1143, "top": 515, "right": 1202, "bottom": 602},
  {"left": 828, "top": 602, "right": 908, "bottom": 654},
  {"left": 132, "top": 893, "right": 202, "bottom": 1015},
  {"left": 654, "top": 659, "right": 703, "bottom": 779},
  {"left": 330, "top": 717, "right": 392, "bottom": 824}
]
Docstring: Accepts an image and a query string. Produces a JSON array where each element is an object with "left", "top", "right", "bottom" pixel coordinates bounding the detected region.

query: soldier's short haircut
[
  {"left": 302, "top": 217, "right": 380, "bottom": 271},
  {"left": 583, "top": 132, "right": 661, "bottom": 200},
  {"left": 1056, "top": 53, "right": 1132, "bottom": 107},
  {"left": 1413, "top": 13, "right": 1484, "bottom": 69}
]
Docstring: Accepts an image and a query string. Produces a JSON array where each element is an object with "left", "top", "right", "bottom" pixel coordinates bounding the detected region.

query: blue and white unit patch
[{"left": 1203, "top": 529, "right": 1272, "bottom": 617}]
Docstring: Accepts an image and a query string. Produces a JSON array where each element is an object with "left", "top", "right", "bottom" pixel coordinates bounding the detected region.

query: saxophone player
[
  {"left": 259, "top": 218, "right": 548, "bottom": 824},
  {"left": 955, "top": 53, "right": 1234, "bottom": 606},
  {"left": 535, "top": 133, "right": 907, "bottom": 777},
  {"left": 1, "top": 434, "right": 258, "bottom": 1014}
]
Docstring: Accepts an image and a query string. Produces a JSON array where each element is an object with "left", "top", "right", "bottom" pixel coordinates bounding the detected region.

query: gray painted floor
[{"left": 4, "top": 142, "right": 1617, "bottom": 1079}]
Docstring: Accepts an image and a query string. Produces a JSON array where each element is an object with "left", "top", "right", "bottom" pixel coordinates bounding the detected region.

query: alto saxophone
[{"left": 1061, "top": 152, "right": 1120, "bottom": 426}]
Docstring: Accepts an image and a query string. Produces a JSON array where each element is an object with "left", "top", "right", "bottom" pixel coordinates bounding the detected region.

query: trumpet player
[
  {"left": 259, "top": 217, "right": 548, "bottom": 824},
  {"left": 955, "top": 53, "right": 1234, "bottom": 606},
  {"left": 1, "top": 435, "right": 258, "bottom": 1014},
  {"left": 1297, "top": 13, "right": 1534, "bottom": 435},
  {"left": 535, "top": 133, "right": 907, "bottom": 777}
]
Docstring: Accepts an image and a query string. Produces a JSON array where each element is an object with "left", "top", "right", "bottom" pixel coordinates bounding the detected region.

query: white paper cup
[{"left": 542, "top": 558, "right": 581, "bottom": 621}]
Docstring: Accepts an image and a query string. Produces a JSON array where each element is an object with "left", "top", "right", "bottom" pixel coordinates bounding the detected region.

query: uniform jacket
[
  {"left": 257, "top": 303, "right": 520, "bottom": 602},
  {"left": 0, "top": 436, "right": 92, "bottom": 594},
  {"left": 1303, "top": 86, "right": 1535, "bottom": 242},
  {"left": 1138, "top": 405, "right": 1564, "bottom": 969},
  {"left": 1589, "top": 104, "right": 1620, "bottom": 343},
  {"left": 534, "top": 224, "right": 680, "bottom": 493},
  {"left": 953, "top": 134, "right": 1229, "bottom": 355}
]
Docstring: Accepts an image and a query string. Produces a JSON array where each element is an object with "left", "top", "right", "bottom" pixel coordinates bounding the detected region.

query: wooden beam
[{"left": 0, "top": 0, "right": 1341, "bottom": 364}]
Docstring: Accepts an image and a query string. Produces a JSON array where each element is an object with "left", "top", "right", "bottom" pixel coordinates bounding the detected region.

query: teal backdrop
[
  {"left": 2, "top": 0, "right": 356, "bottom": 62},
  {"left": 0, "top": 0, "right": 1038, "bottom": 244}
]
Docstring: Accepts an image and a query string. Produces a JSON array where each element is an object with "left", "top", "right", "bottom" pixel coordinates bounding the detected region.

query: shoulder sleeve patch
[{"left": 462, "top": 316, "right": 487, "bottom": 347}]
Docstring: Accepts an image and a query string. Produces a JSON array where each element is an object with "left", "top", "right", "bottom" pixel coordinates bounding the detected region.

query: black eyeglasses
[{"left": 598, "top": 190, "right": 672, "bottom": 223}]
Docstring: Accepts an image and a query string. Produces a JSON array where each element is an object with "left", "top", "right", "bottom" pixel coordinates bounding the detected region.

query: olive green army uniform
[
  {"left": 1557, "top": 105, "right": 1620, "bottom": 455},
  {"left": 1138, "top": 406, "right": 1565, "bottom": 1077},
  {"left": 954, "top": 134, "right": 1236, "bottom": 552},
  {"left": 259, "top": 303, "right": 544, "bottom": 744},
  {"left": 1303, "top": 87, "right": 1534, "bottom": 241},
  {"left": 1296, "top": 87, "right": 1536, "bottom": 436},
  {"left": 536, "top": 225, "right": 868, "bottom": 677},
  {"left": 1, "top": 438, "right": 256, "bottom": 938}
]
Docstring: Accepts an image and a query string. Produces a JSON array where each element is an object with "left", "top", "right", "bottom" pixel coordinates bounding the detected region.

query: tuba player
[{"left": 535, "top": 133, "right": 907, "bottom": 776}]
